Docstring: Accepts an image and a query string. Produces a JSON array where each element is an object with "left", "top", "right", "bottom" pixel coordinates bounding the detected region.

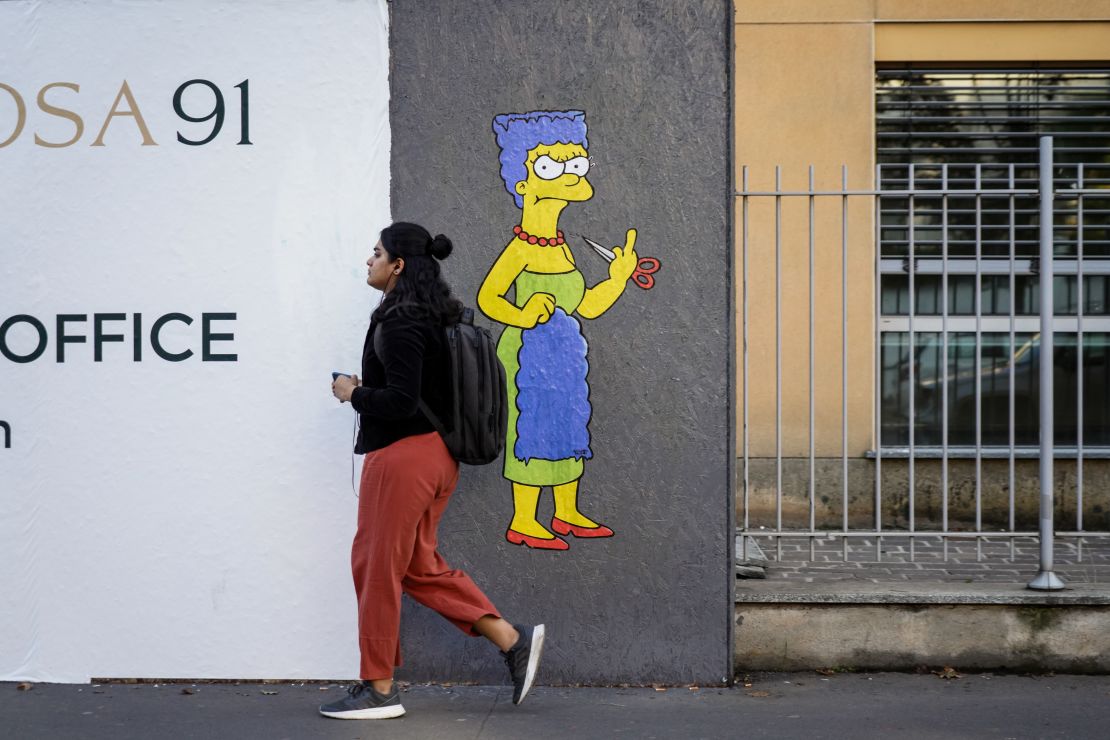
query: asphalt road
[{"left": 5, "top": 672, "right": 1109, "bottom": 739}]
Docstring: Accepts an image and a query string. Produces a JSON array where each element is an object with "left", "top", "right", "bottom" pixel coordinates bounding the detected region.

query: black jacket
[{"left": 350, "top": 307, "right": 452, "bottom": 454}]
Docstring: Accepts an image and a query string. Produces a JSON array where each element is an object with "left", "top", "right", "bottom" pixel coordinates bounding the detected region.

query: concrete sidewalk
[{"left": 5, "top": 673, "right": 1110, "bottom": 739}]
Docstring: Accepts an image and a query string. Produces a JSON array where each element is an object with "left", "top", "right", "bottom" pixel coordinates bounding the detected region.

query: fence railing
[{"left": 737, "top": 137, "right": 1109, "bottom": 590}]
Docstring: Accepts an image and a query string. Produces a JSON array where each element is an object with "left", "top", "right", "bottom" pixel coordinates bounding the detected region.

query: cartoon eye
[
  {"left": 532, "top": 155, "right": 565, "bottom": 181},
  {"left": 564, "top": 156, "right": 590, "bottom": 176}
]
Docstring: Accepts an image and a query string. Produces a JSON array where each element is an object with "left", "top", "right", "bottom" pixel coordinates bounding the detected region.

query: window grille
[{"left": 876, "top": 66, "right": 1110, "bottom": 450}]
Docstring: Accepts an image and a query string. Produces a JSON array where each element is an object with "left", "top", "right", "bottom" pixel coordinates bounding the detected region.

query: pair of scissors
[{"left": 578, "top": 235, "right": 661, "bottom": 290}]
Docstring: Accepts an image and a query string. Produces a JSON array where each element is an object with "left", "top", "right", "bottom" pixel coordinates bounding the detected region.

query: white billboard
[{"left": 1, "top": 0, "right": 391, "bottom": 682}]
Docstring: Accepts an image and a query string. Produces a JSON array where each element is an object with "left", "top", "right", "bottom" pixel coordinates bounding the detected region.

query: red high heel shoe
[
  {"left": 505, "top": 528, "right": 570, "bottom": 550},
  {"left": 551, "top": 517, "right": 615, "bottom": 538}
]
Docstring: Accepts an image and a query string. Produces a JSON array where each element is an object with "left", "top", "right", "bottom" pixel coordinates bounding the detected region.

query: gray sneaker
[
  {"left": 502, "top": 623, "right": 545, "bottom": 705},
  {"left": 318, "top": 681, "right": 405, "bottom": 720}
]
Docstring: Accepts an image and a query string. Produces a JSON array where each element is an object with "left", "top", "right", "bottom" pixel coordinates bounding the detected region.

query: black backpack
[{"left": 375, "top": 306, "right": 507, "bottom": 465}]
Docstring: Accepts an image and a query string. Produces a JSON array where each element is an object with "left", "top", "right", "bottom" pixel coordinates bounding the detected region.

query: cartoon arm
[
  {"left": 577, "top": 228, "right": 638, "bottom": 319},
  {"left": 478, "top": 242, "right": 556, "bottom": 329}
]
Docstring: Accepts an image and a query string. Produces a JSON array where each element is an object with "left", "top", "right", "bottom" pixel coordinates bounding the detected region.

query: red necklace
[{"left": 513, "top": 225, "right": 565, "bottom": 247}]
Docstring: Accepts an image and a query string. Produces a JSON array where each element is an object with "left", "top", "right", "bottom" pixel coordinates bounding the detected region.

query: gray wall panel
[{"left": 389, "top": 0, "right": 731, "bottom": 685}]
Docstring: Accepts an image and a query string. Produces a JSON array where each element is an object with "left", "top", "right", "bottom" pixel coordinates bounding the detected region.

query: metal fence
[{"left": 737, "top": 137, "right": 1109, "bottom": 590}]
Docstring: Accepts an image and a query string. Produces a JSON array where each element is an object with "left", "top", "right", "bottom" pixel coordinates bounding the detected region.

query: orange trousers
[{"left": 352, "top": 431, "right": 501, "bottom": 679}]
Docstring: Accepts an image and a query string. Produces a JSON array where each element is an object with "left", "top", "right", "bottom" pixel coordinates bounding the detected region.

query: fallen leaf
[
  {"left": 688, "top": 686, "right": 699, "bottom": 691},
  {"left": 748, "top": 690, "right": 770, "bottom": 697},
  {"left": 934, "top": 666, "right": 963, "bottom": 680},
  {"left": 17, "top": 683, "right": 32, "bottom": 691}
]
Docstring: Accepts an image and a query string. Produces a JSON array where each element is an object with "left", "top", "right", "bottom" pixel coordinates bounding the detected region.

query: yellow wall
[
  {"left": 876, "top": 22, "right": 1110, "bottom": 61},
  {"left": 734, "top": 1, "right": 1110, "bottom": 458}
]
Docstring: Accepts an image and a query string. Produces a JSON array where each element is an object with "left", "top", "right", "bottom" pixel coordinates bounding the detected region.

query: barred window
[{"left": 876, "top": 66, "right": 1110, "bottom": 451}]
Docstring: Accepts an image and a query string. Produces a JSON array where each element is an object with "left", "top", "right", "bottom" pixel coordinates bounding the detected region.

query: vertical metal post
[
  {"left": 808, "top": 166, "right": 816, "bottom": 560},
  {"left": 1076, "top": 163, "right": 1085, "bottom": 563},
  {"left": 742, "top": 167, "right": 750, "bottom": 562},
  {"left": 1007, "top": 164, "right": 1017, "bottom": 562},
  {"left": 974, "top": 164, "right": 984, "bottom": 561},
  {"left": 874, "top": 164, "right": 883, "bottom": 562},
  {"left": 1029, "top": 136, "right": 1065, "bottom": 590},
  {"left": 842, "top": 165, "right": 849, "bottom": 562},
  {"left": 775, "top": 166, "right": 783, "bottom": 562},
  {"left": 908, "top": 163, "right": 916, "bottom": 561},
  {"left": 940, "top": 164, "right": 950, "bottom": 561}
]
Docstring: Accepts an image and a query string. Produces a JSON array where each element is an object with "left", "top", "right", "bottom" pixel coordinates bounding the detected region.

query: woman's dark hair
[{"left": 372, "top": 221, "right": 464, "bottom": 325}]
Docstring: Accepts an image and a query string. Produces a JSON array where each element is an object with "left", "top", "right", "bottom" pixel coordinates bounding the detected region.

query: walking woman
[{"left": 323, "top": 222, "right": 544, "bottom": 720}]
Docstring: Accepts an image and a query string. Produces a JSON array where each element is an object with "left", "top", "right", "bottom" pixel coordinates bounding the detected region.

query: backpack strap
[
  {"left": 371, "top": 306, "right": 450, "bottom": 436},
  {"left": 418, "top": 398, "right": 448, "bottom": 438},
  {"left": 417, "top": 307, "right": 469, "bottom": 436}
]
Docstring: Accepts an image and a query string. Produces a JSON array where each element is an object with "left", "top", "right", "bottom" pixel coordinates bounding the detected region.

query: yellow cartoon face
[{"left": 514, "top": 142, "right": 593, "bottom": 207}]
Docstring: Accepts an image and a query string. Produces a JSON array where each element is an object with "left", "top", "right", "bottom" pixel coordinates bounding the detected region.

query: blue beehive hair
[{"left": 492, "top": 110, "right": 588, "bottom": 209}]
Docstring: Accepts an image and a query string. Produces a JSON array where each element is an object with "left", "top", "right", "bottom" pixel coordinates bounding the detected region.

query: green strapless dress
[{"left": 498, "top": 269, "right": 589, "bottom": 486}]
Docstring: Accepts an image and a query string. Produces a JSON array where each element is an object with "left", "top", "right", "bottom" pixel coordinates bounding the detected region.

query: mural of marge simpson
[{"left": 478, "top": 109, "right": 660, "bottom": 552}]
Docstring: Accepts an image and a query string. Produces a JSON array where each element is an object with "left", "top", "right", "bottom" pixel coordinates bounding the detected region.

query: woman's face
[
  {"left": 515, "top": 142, "right": 593, "bottom": 208},
  {"left": 366, "top": 240, "right": 400, "bottom": 291}
]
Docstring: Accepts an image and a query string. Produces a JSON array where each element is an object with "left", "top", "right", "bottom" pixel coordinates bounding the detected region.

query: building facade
[{"left": 735, "top": 1, "right": 1110, "bottom": 533}]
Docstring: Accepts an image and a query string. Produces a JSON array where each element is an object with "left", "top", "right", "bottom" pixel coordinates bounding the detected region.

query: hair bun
[{"left": 429, "top": 234, "right": 453, "bottom": 260}]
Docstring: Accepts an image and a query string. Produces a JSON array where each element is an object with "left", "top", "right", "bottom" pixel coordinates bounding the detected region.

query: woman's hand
[
  {"left": 520, "top": 292, "right": 556, "bottom": 328},
  {"left": 608, "top": 228, "right": 639, "bottom": 283},
  {"left": 332, "top": 374, "right": 360, "bottom": 403}
]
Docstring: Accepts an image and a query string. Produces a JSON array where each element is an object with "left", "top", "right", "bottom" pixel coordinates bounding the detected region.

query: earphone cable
[
  {"left": 350, "top": 294, "right": 384, "bottom": 499},
  {"left": 351, "top": 410, "right": 359, "bottom": 498}
]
